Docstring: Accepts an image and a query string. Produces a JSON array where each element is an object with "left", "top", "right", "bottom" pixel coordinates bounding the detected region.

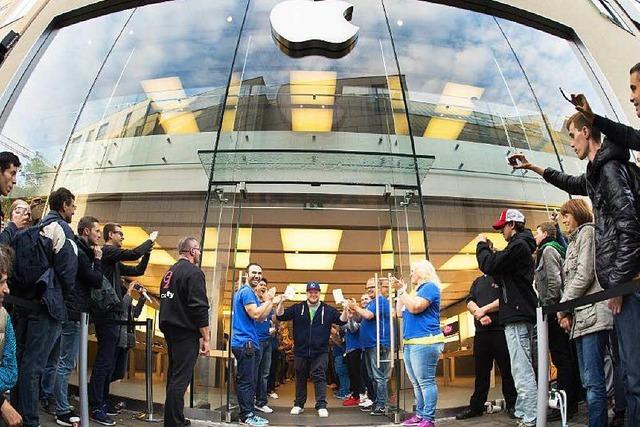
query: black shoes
[
  {"left": 455, "top": 408, "right": 483, "bottom": 420},
  {"left": 611, "top": 411, "right": 626, "bottom": 427},
  {"left": 370, "top": 407, "right": 386, "bottom": 416},
  {"left": 506, "top": 406, "right": 517, "bottom": 419}
]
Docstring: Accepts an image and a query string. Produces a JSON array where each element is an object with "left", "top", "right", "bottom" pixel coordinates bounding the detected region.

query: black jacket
[
  {"left": 68, "top": 236, "right": 103, "bottom": 320},
  {"left": 476, "top": 229, "right": 537, "bottom": 325},
  {"left": 543, "top": 139, "right": 640, "bottom": 289},
  {"left": 276, "top": 301, "right": 344, "bottom": 358},
  {"left": 98, "top": 240, "right": 152, "bottom": 320},
  {"left": 159, "top": 259, "right": 209, "bottom": 336},
  {"left": 466, "top": 275, "right": 502, "bottom": 332}
]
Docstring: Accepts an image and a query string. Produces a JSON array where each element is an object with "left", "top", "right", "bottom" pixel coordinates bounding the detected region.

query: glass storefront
[{"left": 0, "top": 0, "right": 618, "bottom": 421}]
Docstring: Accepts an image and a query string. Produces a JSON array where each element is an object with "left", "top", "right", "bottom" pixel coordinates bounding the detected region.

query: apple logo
[{"left": 270, "top": 0, "right": 359, "bottom": 58}]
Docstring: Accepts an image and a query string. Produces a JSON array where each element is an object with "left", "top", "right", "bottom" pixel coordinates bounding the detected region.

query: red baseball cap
[{"left": 492, "top": 209, "right": 525, "bottom": 230}]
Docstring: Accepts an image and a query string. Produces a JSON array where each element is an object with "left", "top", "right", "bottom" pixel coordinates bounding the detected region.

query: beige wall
[{"left": 0, "top": 0, "right": 639, "bottom": 124}]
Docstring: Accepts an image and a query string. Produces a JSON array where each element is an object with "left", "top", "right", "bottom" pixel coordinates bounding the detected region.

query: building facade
[{"left": 0, "top": 0, "right": 638, "bottom": 419}]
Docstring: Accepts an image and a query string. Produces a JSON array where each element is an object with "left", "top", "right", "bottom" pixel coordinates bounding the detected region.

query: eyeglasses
[{"left": 365, "top": 286, "right": 376, "bottom": 290}]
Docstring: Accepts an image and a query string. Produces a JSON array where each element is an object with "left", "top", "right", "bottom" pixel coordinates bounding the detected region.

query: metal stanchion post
[
  {"left": 536, "top": 307, "right": 549, "bottom": 427},
  {"left": 375, "top": 273, "right": 381, "bottom": 368},
  {"left": 79, "top": 312, "right": 89, "bottom": 427},
  {"left": 136, "top": 318, "right": 162, "bottom": 422}
]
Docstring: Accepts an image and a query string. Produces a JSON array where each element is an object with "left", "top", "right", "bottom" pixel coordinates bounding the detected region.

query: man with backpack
[
  {"left": 89, "top": 223, "right": 155, "bottom": 425},
  {"left": 10, "top": 187, "right": 78, "bottom": 427},
  {"left": 509, "top": 110, "right": 640, "bottom": 425}
]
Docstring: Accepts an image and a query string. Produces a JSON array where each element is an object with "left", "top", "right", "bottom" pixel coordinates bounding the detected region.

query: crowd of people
[{"left": 0, "top": 61, "right": 638, "bottom": 427}]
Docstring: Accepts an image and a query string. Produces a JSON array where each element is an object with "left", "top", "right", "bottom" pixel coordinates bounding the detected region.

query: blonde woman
[{"left": 395, "top": 260, "right": 444, "bottom": 427}]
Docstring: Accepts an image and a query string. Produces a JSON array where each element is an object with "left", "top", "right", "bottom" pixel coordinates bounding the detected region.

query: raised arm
[
  {"left": 103, "top": 239, "right": 153, "bottom": 263},
  {"left": 594, "top": 115, "right": 640, "bottom": 151}
]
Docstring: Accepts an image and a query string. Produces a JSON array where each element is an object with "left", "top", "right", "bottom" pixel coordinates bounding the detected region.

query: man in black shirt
[
  {"left": 89, "top": 223, "right": 155, "bottom": 425},
  {"left": 456, "top": 274, "right": 517, "bottom": 420},
  {"left": 159, "top": 237, "right": 210, "bottom": 427}
]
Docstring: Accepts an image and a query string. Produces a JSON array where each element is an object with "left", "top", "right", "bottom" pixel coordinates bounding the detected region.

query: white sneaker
[
  {"left": 255, "top": 405, "right": 273, "bottom": 413},
  {"left": 318, "top": 408, "right": 329, "bottom": 418},
  {"left": 290, "top": 406, "right": 304, "bottom": 415},
  {"left": 268, "top": 392, "right": 279, "bottom": 399},
  {"left": 359, "top": 398, "right": 373, "bottom": 407}
]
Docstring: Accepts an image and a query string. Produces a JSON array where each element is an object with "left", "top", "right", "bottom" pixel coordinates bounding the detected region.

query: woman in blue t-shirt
[{"left": 395, "top": 260, "right": 444, "bottom": 427}]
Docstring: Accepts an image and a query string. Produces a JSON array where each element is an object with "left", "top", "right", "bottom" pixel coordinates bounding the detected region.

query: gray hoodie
[{"left": 561, "top": 223, "right": 613, "bottom": 339}]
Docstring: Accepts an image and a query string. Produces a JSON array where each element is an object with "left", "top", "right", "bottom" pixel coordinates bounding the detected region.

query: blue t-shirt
[
  {"left": 257, "top": 309, "right": 273, "bottom": 342},
  {"left": 360, "top": 296, "right": 391, "bottom": 349},
  {"left": 345, "top": 326, "right": 361, "bottom": 353},
  {"left": 231, "top": 285, "right": 260, "bottom": 348},
  {"left": 402, "top": 282, "right": 441, "bottom": 340}
]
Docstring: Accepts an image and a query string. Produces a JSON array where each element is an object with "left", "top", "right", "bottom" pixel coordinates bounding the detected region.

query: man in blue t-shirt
[
  {"left": 350, "top": 278, "right": 391, "bottom": 416},
  {"left": 231, "top": 263, "right": 282, "bottom": 427}
]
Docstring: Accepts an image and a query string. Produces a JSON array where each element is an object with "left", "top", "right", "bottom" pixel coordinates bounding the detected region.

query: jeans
[
  {"left": 364, "top": 346, "right": 391, "bottom": 409},
  {"left": 504, "top": 322, "right": 537, "bottom": 424},
  {"left": 55, "top": 320, "right": 80, "bottom": 415},
  {"left": 614, "top": 292, "right": 640, "bottom": 426},
  {"left": 40, "top": 332, "right": 61, "bottom": 402},
  {"left": 255, "top": 340, "right": 272, "bottom": 407},
  {"left": 232, "top": 342, "right": 261, "bottom": 421},
  {"left": 12, "top": 311, "right": 62, "bottom": 427},
  {"left": 360, "top": 350, "right": 375, "bottom": 401},
  {"left": 333, "top": 354, "right": 350, "bottom": 397},
  {"left": 294, "top": 354, "right": 328, "bottom": 410},
  {"left": 164, "top": 328, "right": 199, "bottom": 427},
  {"left": 89, "top": 323, "right": 119, "bottom": 410},
  {"left": 470, "top": 331, "right": 517, "bottom": 412},
  {"left": 403, "top": 343, "right": 443, "bottom": 421},
  {"left": 345, "top": 349, "right": 364, "bottom": 397},
  {"left": 575, "top": 330, "right": 608, "bottom": 427}
]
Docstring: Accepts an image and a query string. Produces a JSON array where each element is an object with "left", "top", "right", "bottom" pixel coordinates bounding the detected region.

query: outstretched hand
[{"left": 570, "top": 93, "right": 594, "bottom": 124}]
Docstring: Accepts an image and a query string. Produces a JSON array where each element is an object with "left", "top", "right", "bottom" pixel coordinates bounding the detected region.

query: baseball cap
[
  {"left": 306, "top": 281, "right": 321, "bottom": 292},
  {"left": 492, "top": 209, "right": 525, "bottom": 230}
]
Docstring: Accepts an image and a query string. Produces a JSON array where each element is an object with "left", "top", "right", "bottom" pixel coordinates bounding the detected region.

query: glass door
[{"left": 190, "top": 184, "right": 243, "bottom": 418}]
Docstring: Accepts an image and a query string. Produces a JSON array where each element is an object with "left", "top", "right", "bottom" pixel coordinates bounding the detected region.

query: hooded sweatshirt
[
  {"left": 276, "top": 301, "right": 344, "bottom": 358},
  {"left": 476, "top": 229, "right": 537, "bottom": 325}
]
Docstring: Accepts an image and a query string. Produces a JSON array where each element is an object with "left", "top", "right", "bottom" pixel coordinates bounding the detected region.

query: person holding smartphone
[{"left": 0, "top": 200, "right": 30, "bottom": 245}]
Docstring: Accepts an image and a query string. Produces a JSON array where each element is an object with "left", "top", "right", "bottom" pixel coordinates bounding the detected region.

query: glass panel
[
  {"left": 0, "top": 11, "right": 130, "bottom": 199},
  {"left": 215, "top": 0, "right": 411, "bottom": 167},
  {"left": 496, "top": 18, "right": 616, "bottom": 175},
  {"left": 200, "top": 149, "right": 434, "bottom": 188},
  {"left": 194, "top": 187, "right": 241, "bottom": 413}
]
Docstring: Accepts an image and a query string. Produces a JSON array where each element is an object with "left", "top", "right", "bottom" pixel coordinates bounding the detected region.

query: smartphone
[
  {"left": 506, "top": 155, "right": 520, "bottom": 167},
  {"left": 559, "top": 87, "right": 573, "bottom": 104}
]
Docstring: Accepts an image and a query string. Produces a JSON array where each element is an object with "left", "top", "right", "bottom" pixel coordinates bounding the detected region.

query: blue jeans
[
  {"left": 404, "top": 343, "right": 443, "bottom": 421},
  {"left": 333, "top": 354, "right": 350, "bottom": 397},
  {"left": 255, "top": 340, "right": 272, "bottom": 407},
  {"left": 13, "top": 312, "right": 62, "bottom": 427},
  {"left": 614, "top": 292, "right": 640, "bottom": 426},
  {"left": 54, "top": 320, "right": 80, "bottom": 415},
  {"left": 232, "top": 342, "right": 261, "bottom": 421},
  {"left": 88, "top": 323, "right": 119, "bottom": 410},
  {"left": 40, "top": 331, "right": 61, "bottom": 402},
  {"left": 364, "top": 346, "right": 391, "bottom": 409},
  {"left": 504, "top": 322, "right": 537, "bottom": 424},
  {"left": 575, "top": 330, "right": 608, "bottom": 427}
]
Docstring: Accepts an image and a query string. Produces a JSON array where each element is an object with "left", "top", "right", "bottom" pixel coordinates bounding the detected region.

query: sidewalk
[{"left": 37, "top": 407, "right": 590, "bottom": 427}]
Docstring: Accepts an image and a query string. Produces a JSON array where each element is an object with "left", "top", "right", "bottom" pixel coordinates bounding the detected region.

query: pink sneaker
[
  {"left": 402, "top": 414, "right": 422, "bottom": 426},
  {"left": 417, "top": 419, "right": 435, "bottom": 427}
]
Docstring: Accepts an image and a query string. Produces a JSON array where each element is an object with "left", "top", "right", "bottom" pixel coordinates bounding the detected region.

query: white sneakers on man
[
  {"left": 255, "top": 405, "right": 273, "bottom": 413},
  {"left": 290, "top": 406, "right": 304, "bottom": 415},
  {"left": 318, "top": 408, "right": 329, "bottom": 418}
]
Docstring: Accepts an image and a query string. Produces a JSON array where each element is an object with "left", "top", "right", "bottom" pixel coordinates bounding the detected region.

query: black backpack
[{"left": 10, "top": 223, "right": 53, "bottom": 293}]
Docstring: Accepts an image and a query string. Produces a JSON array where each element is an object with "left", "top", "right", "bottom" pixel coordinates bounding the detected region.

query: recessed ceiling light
[
  {"left": 397, "top": 20, "right": 404, "bottom": 26},
  {"left": 227, "top": 16, "right": 233, "bottom": 23}
]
